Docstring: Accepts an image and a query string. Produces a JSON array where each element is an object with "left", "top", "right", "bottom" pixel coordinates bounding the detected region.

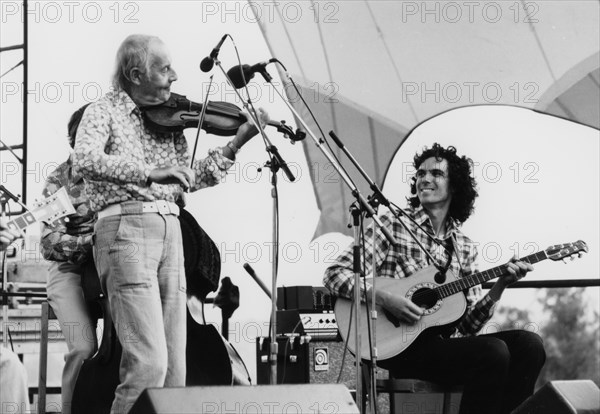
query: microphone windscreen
[
  {"left": 200, "top": 57, "right": 214, "bottom": 73},
  {"left": 227, "top": 64, "right": 253, "bottom": 89}
]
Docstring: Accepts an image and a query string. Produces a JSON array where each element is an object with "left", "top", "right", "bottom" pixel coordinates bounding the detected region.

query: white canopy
[{"left": 256, "top": 1, "right": 599, "bottom": 237}]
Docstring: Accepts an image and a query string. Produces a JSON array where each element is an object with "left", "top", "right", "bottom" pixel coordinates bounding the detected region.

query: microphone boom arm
[{"left": 266, "top": 76, "right": 398, "bottom": 246}]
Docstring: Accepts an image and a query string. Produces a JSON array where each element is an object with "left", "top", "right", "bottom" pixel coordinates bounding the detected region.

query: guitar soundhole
[{"left": 411, "top": 288, "right": 439, "bottom": 310}]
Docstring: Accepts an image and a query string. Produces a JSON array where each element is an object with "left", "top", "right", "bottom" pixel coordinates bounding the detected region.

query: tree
[
  {"left": 537, "top": 288, "right": 600, "bottom": 387},
  {"left": 489, "top": 287, "right": 599, "bottom": 388}
]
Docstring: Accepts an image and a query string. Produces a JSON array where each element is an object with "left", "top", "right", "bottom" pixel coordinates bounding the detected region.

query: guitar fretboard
[{"left": 435, "top": 251, "right": 548, "bottom": 298}]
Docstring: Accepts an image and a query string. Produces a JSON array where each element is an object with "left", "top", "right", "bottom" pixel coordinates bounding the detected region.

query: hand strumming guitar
[{"left": 372, "top": 287, "right": 424, "bottom": 324}]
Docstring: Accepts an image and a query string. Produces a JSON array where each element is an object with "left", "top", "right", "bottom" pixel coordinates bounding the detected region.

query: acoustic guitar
[{"left": 334, "top": 240, "right": 588, "bottom": 361}]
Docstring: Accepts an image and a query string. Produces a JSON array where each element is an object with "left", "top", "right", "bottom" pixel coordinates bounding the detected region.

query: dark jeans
[{"left": 379, "top": 330, "right": 546, "bottom": 414}]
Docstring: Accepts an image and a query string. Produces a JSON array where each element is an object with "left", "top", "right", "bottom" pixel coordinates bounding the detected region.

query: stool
[
  {"left": 363, "top": 364, "right": 462, "bottom": 414},
  {"left": 378, "top": 377, "right": 462, "bottom": 414},
  {"left": 37, "top": 301, "right": 62, "bottom": 414}
]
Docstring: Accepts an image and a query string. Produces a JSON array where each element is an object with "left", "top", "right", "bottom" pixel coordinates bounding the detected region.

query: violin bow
[{"left": 189, "top": 74, "right": 214, "bottom": 169}]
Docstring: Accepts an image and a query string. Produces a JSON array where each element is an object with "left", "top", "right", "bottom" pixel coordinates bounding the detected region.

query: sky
[{"left": 1, "top": 0, "right": 598, "bottom": 386}]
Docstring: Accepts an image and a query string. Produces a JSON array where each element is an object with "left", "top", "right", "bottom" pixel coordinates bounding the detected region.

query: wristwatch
[{"left": 227, "top": 141, "right": 240, "bottom": 155}]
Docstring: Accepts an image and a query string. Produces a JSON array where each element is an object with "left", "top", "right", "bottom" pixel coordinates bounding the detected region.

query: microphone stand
[
  {"left": 211, "top": 56, "right": 294, "bottom": 386},
  {"left": 326, "top": 131, "right": 392, "bottom": 413},
  {"left": 258, "top": 70, "right": 398, "bottom": 411},
  {"left": 1, "top": 197, "right": 9, "bottom": 349},
  {"left": 0, "top": 186, "right": 29, "bottom": 349}
]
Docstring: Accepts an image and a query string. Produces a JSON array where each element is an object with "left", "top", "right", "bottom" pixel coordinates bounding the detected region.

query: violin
[{"left": 141, "top": 92, "right": 304, "bottom": 141}]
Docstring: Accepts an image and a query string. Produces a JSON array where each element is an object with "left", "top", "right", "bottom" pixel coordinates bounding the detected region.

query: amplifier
[
  {"left": 256, "top": 336, "right": 355, "bottom": 389},
  {"left": 277, "top": 286, "right": 336, "bottom": 311},
  {"left": 277, "top": 310, "right": 340, "bottom": 341},
  {"left": 275, "top": 286, "right": 340, "bottom": 341},
  {"left": 256, "top": 336, "right": 391, "bottom": 413}
]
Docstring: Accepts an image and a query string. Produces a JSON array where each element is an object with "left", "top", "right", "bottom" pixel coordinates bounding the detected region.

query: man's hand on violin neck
[
  {"left": 148, "top": 166, "right": 195, "bottom": 190},
  {"left": 235, "top": 107, "right": 270, "bottom": 145}
]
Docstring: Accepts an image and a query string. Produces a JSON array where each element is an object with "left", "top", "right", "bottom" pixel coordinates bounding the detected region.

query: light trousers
[
  {"left": 93, "top": 203, "right": 186, "bottom": 414},
  {"left": 47, "top": 261, "right": 97, "bottom": 414}
]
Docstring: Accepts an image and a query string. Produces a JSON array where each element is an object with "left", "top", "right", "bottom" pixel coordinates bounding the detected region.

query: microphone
[
  {"left": 200, "top": 34, "right": 228, "bottom": 72},
  {"left": 0, "top": 185, "right": 21, "bottom": 203},
  {"left": 226, "top": 59, "right": 275, "bottom": 88},
  {"left": 243, "top": 263, "right": 271, "bottom": 299}
]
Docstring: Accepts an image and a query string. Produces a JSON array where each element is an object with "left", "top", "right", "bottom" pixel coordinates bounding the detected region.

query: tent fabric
[{"left": 255, "top": 1, "right": 600, "bottom": 238}]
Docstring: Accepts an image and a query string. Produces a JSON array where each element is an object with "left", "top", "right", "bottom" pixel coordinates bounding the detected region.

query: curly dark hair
[{"left": 408, "top": 143, "right": 478, "bottom": 224}]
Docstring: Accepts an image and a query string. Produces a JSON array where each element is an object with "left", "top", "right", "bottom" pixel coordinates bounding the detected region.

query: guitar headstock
[
  {"left": 35, "top": 187, "right": 76, "bottom": 222},
  {"left": 546, "top": 240, "right": 589, "bottom": 262},
  {"left": 7, "top": 187, "right": 76, "bottom": 232}
]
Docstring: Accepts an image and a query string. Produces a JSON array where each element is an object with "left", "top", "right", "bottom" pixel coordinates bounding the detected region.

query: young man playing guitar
[{"left": 324, "top": 143, "right": 546, "bottom": 414}]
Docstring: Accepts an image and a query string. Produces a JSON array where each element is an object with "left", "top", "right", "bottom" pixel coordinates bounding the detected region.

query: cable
[{"left": 279, "top": 319, "right": 303, "bottom": 384}]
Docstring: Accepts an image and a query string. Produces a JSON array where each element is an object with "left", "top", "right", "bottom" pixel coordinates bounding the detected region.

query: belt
[{"left": 97, "top": 201, "right": 180, "bottom": 219}]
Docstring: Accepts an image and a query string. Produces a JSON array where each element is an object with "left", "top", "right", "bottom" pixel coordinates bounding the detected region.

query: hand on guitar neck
[
  {"left": 0, "top": 220, "right": 22, "bottom": 250},
  {"left": 488, "top": 255, "right": 534, "bottom": 301}
]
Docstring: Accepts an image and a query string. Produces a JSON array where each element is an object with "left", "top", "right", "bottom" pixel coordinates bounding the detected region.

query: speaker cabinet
[
  {"left": 130, "top": 384, "right": 359, "bottom": 414},
  {"left": 513, "top": 380, "right": 600, "bottom": 414},
  {"left": 309, "top": 340, "right": 356, "bottom": 388},
  {"left": 256, "top": 336, "right": 356, "bottom": 388}
]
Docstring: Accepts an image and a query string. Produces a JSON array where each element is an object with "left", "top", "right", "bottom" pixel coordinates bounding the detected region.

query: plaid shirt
[
  {"left": 73, "top": 88, "right": 233, "bottom": 212},
  {"left": 324, "top": 205, "right": 497, "bottom": 336},
  {"left": 40, "top": 156, "right": 95, "bottom": 264}
]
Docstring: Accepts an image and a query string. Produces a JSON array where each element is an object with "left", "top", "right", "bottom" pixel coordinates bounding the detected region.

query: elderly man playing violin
[{"left": 73, "top": 34, "right": 268, "bottom": 413}]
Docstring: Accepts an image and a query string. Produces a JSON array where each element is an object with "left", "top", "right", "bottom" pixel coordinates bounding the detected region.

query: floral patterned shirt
[
  {"left": 73, "top": 88, "right": 233, "bottom": 212},
  {"left": 40, "top": 156, "right": 95, "bottom": 264},
  {"left": 324, "top": 205, "right": 497, "bottom": 337}
]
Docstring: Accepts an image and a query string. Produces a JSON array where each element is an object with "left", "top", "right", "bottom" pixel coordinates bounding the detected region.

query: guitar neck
[
  {"left": 7, "top": 211, "right": 38, "bottom": 232},
  {"left": 437, "top": 251, "right": 548, "bottom": 298}
]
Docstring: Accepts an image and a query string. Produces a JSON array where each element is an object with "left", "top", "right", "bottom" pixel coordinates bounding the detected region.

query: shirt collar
[
  {"left": 113, "top": 87, "right": 139, "bottom": 115},
  {"left": 412, "top": 204, "right": 458, "bottom": 239}
]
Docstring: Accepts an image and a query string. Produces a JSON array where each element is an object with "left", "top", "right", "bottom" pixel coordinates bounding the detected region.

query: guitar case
[
  {"left": 178, "top": 208, "right": 220, "bottom": 300},
  {"left": 186, "top": 316, "right": 251, "bottom": 386},
  {"left": 181, "top": 208, "right": 251, "bottom": 385}
]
